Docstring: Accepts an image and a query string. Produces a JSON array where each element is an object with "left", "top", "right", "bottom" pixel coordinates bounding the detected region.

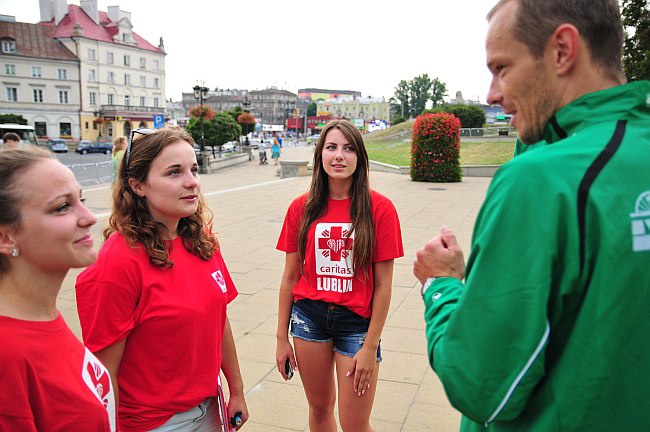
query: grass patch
[{"left": 364, "top": 121, "right": 515, "bottom": 166}]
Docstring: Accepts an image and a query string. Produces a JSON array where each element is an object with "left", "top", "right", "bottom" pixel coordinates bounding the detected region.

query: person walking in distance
[
  {"left": 414, "top": 0, "right": 650, "bottom": 430},
  {"left": 276, "top": 119, "right": 404, "bottom": 431}
]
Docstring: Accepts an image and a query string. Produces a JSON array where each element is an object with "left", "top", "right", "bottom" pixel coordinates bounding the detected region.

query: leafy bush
[
  {"left": 423, "top": 104, "right": 486, "bottom": 128},
  {"left": 410, "top": 113, "right": 462, "bottom": 182},
  {"left": 391, "top": 116, "right": 406, "bottom": 125}
]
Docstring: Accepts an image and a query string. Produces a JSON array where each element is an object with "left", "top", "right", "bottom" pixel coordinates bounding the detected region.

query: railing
[
  {"left": 100, "top": 105, "right": 164, "bottom": 114},
  {"left": 66, "top": 161, "right": 112, "bottom": 185}
]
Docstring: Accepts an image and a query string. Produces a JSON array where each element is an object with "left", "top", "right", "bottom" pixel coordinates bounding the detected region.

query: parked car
[
  {"left": 221, "top": 141, "right": 236, "bottom": 153},
  {"left": 46, "top": 138, "right": 68, "bottom": 153},
  {"left": 306, "top": 134, "right": 321, "bottom": 144},
  {"left": 76, "top": 141, "right": 113, "bottom": 155}
]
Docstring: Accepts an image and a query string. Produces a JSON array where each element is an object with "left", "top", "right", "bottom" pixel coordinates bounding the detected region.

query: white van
[{"left": 0, "top": 124, "right": 39, "bottom": 145}]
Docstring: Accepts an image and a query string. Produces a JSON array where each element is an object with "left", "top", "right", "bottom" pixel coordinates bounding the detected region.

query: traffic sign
[{"left": 153, "top": 114, "right": 164, "bottom": 129}]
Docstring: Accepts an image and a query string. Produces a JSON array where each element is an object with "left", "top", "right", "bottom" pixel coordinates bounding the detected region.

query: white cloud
[{"left": 2, "top": 0, "right": 494, "bottom": 103}]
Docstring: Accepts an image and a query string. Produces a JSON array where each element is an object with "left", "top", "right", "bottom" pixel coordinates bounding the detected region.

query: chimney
[
  {"left": 80, "top": 0, "right": 99, "bottom": 24},
  {"left": 39, "top": 0, "right": 52, "bottom": 22},
  {"left": 53, "top": 0, "right": 67, "bottom": 25},
  {"left": 107, "top": 6, "right": 131, "bottom": 24}
]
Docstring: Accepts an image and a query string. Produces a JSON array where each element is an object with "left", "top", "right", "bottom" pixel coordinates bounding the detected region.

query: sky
[{"left": 1, "top": 0, "right": 495, "bottom": 104}]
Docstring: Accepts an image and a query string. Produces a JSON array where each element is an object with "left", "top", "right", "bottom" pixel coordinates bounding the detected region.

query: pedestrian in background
[
  {"left": 414, "top": 0, "right": 650, "bottom": 430},
  {"left": 276, "top": 119, "right": 403, "bottom": 431},
  {"left": 271, "top": 138, "right": 281, "bottom": 165},
  {"left": 76, "top": 127, "right": 248, "bottom": 431},
  {"left": 110, "top": 135, "right": 127, "bottom": 185},
  {"left": 0, "top": 148, "right": 116, "bottom": 431},
  {"left": 0, "top": 132, "right": 23, "bottom": 151}
]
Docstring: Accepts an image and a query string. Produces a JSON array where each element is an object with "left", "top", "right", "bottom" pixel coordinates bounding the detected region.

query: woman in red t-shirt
[
  {"left": 276, "top": 119, "right": 404, "bottom": 431},
  {"left": 0, "top": 148, "right": 115, "bottom": 431},
  {"left": 76, "top": 128, "right": 248, "bottom": 431}
]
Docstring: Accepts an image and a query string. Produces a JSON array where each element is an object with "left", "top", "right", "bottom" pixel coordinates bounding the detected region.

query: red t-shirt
[
  {"left": 76, "top": 233, "right": 237, "bottom": 432},
  {"left": 277, "top": 190, "right": 404, "bottom": 318},
  {"left": 0, "top": 313, "right": 116, "bottom": 431}
]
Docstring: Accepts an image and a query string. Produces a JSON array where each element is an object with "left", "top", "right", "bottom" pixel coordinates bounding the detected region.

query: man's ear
[
  {"left": 128, "top": 178, "right": 146, "bottom": 197},
  {"left": 550, "top": 23, "right": 581, "bottom": 77},
  {"left": 0, "top": 228, "right": 17, "bottom": 256}
]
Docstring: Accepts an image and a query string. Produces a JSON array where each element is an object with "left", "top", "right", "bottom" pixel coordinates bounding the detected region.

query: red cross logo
[{"left": 318, "top": 225, "right": 353, "bottom": 261}]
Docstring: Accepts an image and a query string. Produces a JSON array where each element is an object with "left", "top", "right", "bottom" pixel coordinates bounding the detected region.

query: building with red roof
[{"left": 1, "top": 0, "right": 166, "bottom": 141}]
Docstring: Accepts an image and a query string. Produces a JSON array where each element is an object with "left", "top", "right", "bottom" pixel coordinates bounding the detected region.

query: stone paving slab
[{"left": 57, "top": 144, "right": 491, "bottom": 431}]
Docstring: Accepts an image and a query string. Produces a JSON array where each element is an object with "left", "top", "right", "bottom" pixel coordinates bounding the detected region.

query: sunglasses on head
[{"left": 124, "top": 128, "right": 157, "bottom": 175}]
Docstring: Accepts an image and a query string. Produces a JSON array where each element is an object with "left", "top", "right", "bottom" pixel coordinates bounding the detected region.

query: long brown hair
[
  {"left": 297, "top": 119, "right": 374, "bottom": 276},
  {"left": 104, "top": 127, "right": 217, "bottom": 268}
]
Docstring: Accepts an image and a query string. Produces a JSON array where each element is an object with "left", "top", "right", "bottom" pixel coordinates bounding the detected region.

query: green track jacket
[{"left": 423, "top": 81, "right": 650, "bottom": 431}]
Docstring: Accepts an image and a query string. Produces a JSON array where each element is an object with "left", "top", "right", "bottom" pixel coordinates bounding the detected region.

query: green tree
[
  {"left": 622, "top": 0, "right": 650, "bottom": 81},
  {"left": 238, "top": 112, "right": 256, "bottom": 136},
  {"left": 430, "top": 78, "right": 448, "bottom": 107},
  {"left": 307, "top": 102, "right": 317, "bottom": 117},
  {"left": 0, "top": 114, "right": 28, "bottom": 125},
  {"left": 187, "top": 111, "right": 241, "bottom": 150},
  {"left": 394, "top": 80, "right": 410, "bottom": 118}
]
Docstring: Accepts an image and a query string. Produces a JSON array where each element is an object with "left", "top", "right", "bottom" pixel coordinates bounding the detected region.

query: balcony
[{"left": 101, "top": 105, "right": 163, "bottom": 115}]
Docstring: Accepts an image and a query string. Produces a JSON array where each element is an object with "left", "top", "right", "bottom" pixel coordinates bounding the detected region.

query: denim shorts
[{"left": 290, "top": 299, "right": 382, "bottom": 361}]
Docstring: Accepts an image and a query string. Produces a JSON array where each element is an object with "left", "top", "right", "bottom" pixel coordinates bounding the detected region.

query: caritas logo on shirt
[
  {"left": 82, "top": 349, "right": 116, "bottom": 431},
  {"left": 315, "top": 223, "right": 354, "bottom": 293}
]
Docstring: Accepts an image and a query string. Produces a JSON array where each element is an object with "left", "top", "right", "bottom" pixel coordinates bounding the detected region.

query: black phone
[{"left": 285, "top": 358, "right": 294, "bottom": 380}]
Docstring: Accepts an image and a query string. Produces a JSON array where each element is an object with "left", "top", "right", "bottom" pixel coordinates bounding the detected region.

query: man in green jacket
[{"left": 414, "top": 0, "right": 650, "bottom": 430}]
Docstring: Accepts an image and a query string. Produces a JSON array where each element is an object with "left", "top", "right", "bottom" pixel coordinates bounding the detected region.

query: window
[
  {"left": 85, "top": 121, "right": 89, "bottom": 129},
  {"left": 140, "top": 96, "right": 145, "bottom": 106},
  {"left": 153, "top": 60, "right": 159, "bottom": 70},
  {"left": 58, "top": 68, "right": 67, "bottom": 80},
  {"left": 124, "top": 74, "right": 131, "bottom": 85},
  {"left": 31, "top": 66, "right": 42, "bottom": 78},
  {"left": 4, "top": 64, "right": 16, "bottom": 76},
  {"left": 122, "top": 33, "right": 131, "bottom": 43},
  {"left": 59, "top": 122, "right": 71, "bottom": 137},
  {"left": 139, "top": 76, "right": 146, "bottom": 86},
  {"left": 124, "top": 95, "right": 130, "bottom": 106},
  {"left": 107, "top": 71, "right": 115, "bottom": 83},
  {"left": 124, "top": 55, "right": 130, "bottom": 66},
  {"left": 1, "top": 39, "right": 16, "bottom": 53},
  {"left": 6, "top": 87, "right": 17, "bottom": 102},
  {"left": 33, "top": 89, "right": 44, "bottom": 103},
  {"left": 140, "top": 57, "right": 146, "bottom": 68},
  {"left": 88, "top": 48, "right": 96, "bottom": 60},
  {"left": 35, "top": 122, "right": 47, "bottom": 137},
  {"left": 58, "top": 90, "right": 69, "bottom": 104},
  {"left": 89, "top": 91, "right": 97, "bottom": 106},
  {"left": 107, "top": 93, "right": 114, "bottom": 105},
  {"left": 107, "top": 52, "right": 114, "bottom": 63},
  {"left": 88, "top": 69, "right": 96, "bottom": 81},
  {"left": 153, "top": 97, "right": 159, "bottom": 108},
  {"left": 154, "top": 78, "right": 159, "bottom": 89}
]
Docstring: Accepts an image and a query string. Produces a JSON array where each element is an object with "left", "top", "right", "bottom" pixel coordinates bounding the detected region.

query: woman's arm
[
  {"left": 221, "top": 317, "right": 248, "bottom": 430},
  {"left": 275, "top": 252, "right": 300, "bottom": 379},
  {"left": 348, "top": 259, "right": 394, "bottom": 396},
  {"left": 94, "top": 339, "right": 127, "bottom": 411}
]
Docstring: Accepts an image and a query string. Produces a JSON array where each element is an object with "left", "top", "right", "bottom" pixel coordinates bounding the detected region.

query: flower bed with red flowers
[{"left": 410, "top": 113, "right": 462, "bottom": 182}]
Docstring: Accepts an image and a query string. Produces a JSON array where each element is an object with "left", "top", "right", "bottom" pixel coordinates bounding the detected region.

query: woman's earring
[{"left": 11, "top": 247, "right": 19, "bottom": 257}]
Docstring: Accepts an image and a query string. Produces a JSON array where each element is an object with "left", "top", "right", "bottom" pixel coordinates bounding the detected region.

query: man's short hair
[
  {"left": 488, "top": 0, "right": 625, "bottom": 82},
  {"left": 2, "top": 132, "right": 21, "bottom": 143}
]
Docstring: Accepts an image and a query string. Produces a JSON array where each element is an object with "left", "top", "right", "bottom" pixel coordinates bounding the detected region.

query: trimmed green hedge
[{"left": 410, "top": 113, "right": 462, "bottom": 182}]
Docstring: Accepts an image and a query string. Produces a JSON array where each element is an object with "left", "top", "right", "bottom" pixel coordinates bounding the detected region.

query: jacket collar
[{"left": 542, "top": 80, "right": 650, "bottom": 144}]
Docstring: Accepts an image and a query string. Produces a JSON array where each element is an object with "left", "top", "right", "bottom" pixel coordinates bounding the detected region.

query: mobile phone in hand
[{"left": 285, "top": 358, "right": 294, "bottom": 380}]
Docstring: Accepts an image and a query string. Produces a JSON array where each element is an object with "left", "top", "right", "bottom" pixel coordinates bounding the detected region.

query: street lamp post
[
  {"left": 242, "top": 95, "right": 251, "bottom": 146},
  {"left": 193, "top": 83, "right": 209, "bottom": 173}
]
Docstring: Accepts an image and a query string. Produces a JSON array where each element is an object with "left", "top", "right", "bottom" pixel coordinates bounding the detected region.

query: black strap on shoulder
[
  {"left": 549, "top": 116, "right": 568, "bottom": 139},
  {"left": 577, "top": 120, "right": 627, "bottom": 277}
]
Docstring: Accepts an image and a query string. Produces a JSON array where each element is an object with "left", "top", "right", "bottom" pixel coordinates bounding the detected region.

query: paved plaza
[{"left": 58, "top": 145, "right": 492, "bottom": 431}]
